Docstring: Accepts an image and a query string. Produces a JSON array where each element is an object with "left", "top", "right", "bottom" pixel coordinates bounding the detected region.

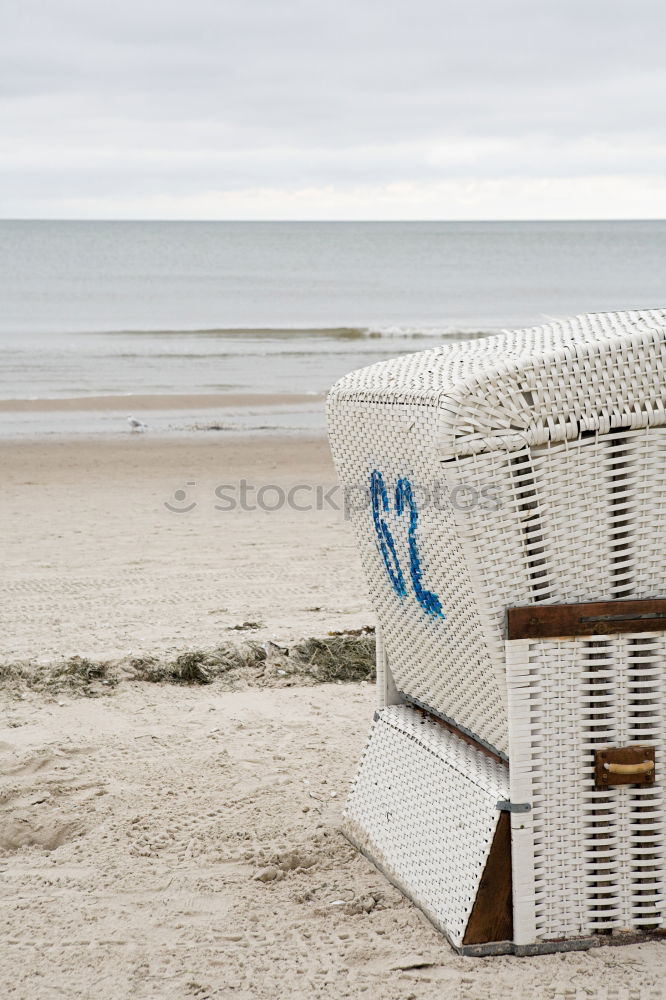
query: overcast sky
[{"left": 2, "top": 0, "right": 666, "bottom": 219}]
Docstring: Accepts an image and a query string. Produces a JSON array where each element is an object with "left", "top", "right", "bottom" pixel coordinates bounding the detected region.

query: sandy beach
[
  {"left": 1, "top": 432, "right": 665, "bottom": 998},
  {"left": 0, "top": 433, "right": 367, "bottom": 663},
  {"left": 3, "top": 680, "right": 665, "bottom": 1000}
]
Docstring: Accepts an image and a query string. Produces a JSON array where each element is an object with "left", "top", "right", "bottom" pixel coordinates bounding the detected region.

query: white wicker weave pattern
[
  {"left": 330, "top": 393, "right": 509, "bottom": 751},
  {"left": 328, "top": 314, "right": 666, "bottom": 754},
  {"left": 330, "top": 310, "right": 666, "bottom": 459},
  {"left": 447, "top": 425, "right": 666, "bottom": 727},
  {"left": 331, "top": 312, "right": 666, "bottom": 950},
  {"left": 343, "top": 705, "right": 509, "bottom": 948},
  {"left": 507, "top": 635, "right": 666, "bottom": 944}
]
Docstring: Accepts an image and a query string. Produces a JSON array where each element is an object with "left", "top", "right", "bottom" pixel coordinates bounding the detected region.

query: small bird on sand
[{"left": 127, "top": 415, "right": 148, "bottom": 433}]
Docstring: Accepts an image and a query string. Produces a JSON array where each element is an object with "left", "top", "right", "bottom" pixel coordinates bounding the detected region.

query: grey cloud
[{"left": 1, "top": 0, "right": 666, "bottom": 215}]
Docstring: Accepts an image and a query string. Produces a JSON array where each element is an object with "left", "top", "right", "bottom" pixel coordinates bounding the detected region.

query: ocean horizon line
[{"left": 2, "top": 217, "right": 666, "bottom": 224}]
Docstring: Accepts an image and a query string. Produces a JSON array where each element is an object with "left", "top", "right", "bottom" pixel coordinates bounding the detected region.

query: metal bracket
[{"left": 496, "top": 800, "right": 531, "bottom": 813}]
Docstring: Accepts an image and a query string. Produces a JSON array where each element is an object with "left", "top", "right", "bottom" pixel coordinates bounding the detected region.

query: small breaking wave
[{"left": 96, "top": 325, "right": 496, "bottom": 341}]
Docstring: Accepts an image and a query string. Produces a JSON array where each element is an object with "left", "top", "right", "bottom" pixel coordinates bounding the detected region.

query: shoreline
[{"left": 0, "top": 391, "right": 326, "bottom": 413}]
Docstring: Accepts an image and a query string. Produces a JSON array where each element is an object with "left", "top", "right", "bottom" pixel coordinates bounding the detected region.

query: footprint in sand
[{"left": 0, "top": 744, "right": 103, "bottom": 854}]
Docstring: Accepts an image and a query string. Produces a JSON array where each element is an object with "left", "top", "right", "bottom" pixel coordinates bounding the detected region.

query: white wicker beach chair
[{"left": 327, "top": 310, "right": 666, "bottom": 954}]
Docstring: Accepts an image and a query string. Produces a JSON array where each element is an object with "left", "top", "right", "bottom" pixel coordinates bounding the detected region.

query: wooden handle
[{"left": 604, "top": 760, "right": 655, "bottom": 776}]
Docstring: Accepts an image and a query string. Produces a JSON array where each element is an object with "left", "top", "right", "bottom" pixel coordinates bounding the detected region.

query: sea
[{"left": 1, "top": 219, "right": 665, "bottom": 435}]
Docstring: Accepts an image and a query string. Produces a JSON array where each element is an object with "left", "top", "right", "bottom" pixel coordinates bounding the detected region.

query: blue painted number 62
[{"left": 370, "top": 470, "right": 444, "bottom": 618}]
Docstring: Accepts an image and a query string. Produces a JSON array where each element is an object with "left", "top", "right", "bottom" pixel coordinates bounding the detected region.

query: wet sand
[{"left": 0, "top": 392, "right": 324, "bottom": 412}]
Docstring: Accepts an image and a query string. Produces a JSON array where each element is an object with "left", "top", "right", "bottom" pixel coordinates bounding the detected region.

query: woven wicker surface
[
  {"left": 508, "top": 634, "right": 666, "bottom": 944},
  {"left": 342, "top": 705, "right": 508, "bottom": 949},
  {"left": 331, "top": 311, "right": 666, "bottom": 952},
  {"left": 328, "top": 314, "right": 666, "bottom": 753},
  {"left": 329, "top": 309, "right": 666, "bottom": 458}
]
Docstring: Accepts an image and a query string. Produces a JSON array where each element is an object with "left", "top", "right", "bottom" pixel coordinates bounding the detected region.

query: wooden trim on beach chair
[
  {"left": 507, "top": 598, "right": 666, "bottom": 641},
  {"left": 462, "top": 811, "right": 513, "bottom": 946}
]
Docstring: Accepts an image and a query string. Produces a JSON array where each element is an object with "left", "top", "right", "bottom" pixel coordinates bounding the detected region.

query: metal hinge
[{"left": 496, "top": 800, "right": 531, "bottom": 813}]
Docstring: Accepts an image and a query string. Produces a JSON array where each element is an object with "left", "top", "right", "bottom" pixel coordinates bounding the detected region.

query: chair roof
[{"left": 328, "top": 310, "right": 666, "bottom": 458}]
